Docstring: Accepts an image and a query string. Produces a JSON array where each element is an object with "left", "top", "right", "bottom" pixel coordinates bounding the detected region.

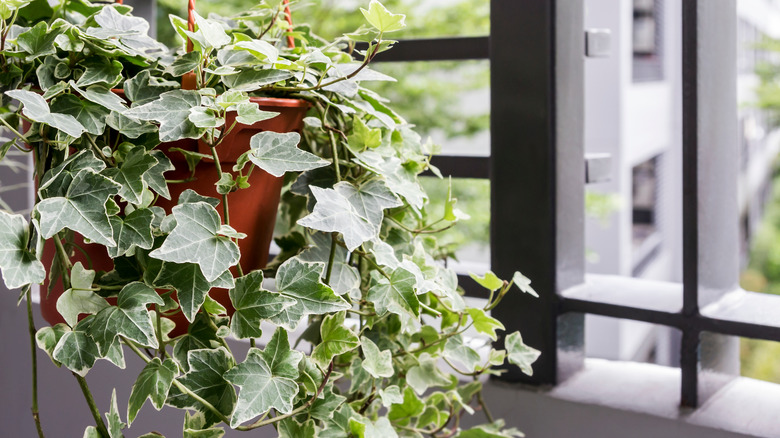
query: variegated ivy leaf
[
  {"left": 387, "top": 386, "right": 424, "bottom": 422},
  {"left": 185, "top": 11, "right": 231, "bottom": 50},
  {"left": 268, "top": 257, "right": 350, "bottom": 330},
  {"left": 189, "top": 106, "right": 224, "bottom": 128},
  {"left": 106, "top": 112, "right": 156, "bottom": 139},
  {"left": 360, "top": 336, "right": 393, "bottom": 378},
  {"left": 127, "top": 358, "right": 177, "bottom": 424},
  {"left": 0, "top": 0, "right": 30, "bottom": 20},
  {"left": 149, "top": 202, "right": 240, "bottom": 282},
  {"left": 354, "top": 151, "right": 426, "bottom": 210},
  {"left": 89, "top": 5, "right": 166, "bottom": 57},
  {"left": 50, "top": 93, "right": 110, "bottom": 136},
  {"left": 75, "top": 58, "right": 123, "bottom": 88},
  {"left": 102, "top": 147, "right": 158, "bottom": 204},
  {"left": 183, "top": 411, "right": 225, "bottom": 438},
  {"left": 309, "top": 383, "right": 347, "bottom": 421},
  {"left": 153, "top": 262, "right": 234, "bottom": 323},
  {"left": 106, "top": 389, "right": 126, "bottom": 438},
  {"left": 221, "top": 69, "right": 294, "bottom": 92},
  {"left": 470, "top": 271, "right": 504, "bottom": 292},
  {"left": 228, "top": 270, "right": 294, "bottom": 339},
  {"left": 349, "top": 417, "right": 399, "bottom": 438},
  {"left": 0, "top": 211, "right": 45, "bottom": 289},
  {"left": 299, "top": 232, "right": 360, "bottom": 297},
  {"left": 142, "top": 150, "right": 175, "bottom": 199},
  {"left": 108, "top": 208, "right": 155, "bottom": 258},
  {"left": 223, "top": 328, "right": 303, "bottom": 427},
  {"left": 167, "top": 348, "right": 236, "bottom": 428},
  {"left": 37, "top": 169, "right": 121, "bottom": 247},
  {"left": 53, "top": 317, "right": 100, "bottom": 376},
  {"left": 247, "top": 131, "right": 329, "bottom": 178},
  {"left": 378, "top": 385, "right": 403, "bottom": 407},
  {"left": 38, "top": 151, "right": 106, "bottom": 198},
  {"left": 360, "top": 0, "right": 406, "bottom": 33},
  {"left": 406, "top": 354, "right": 451, "bottom": 396},
  {"left": 512, "top": 271, "right": 539, "bottom": 297},
  {"left": 57, "top": 263, "right": 109, "bottom": 327},
  {"left": 125, "top": 90, "right": 204, "bottom": 142},
  {"left": 505, "top": 331, "right": 541, "bottom": 376},
  {"left": 6, "top": 89, "right": 86, "bottom": 137},
  {"left": 167, "top": 51, "right": 201, "bottom": 76},
  {"left": 234, "top": 40, "right": 278, "bottom": 64},
  {"left": 124, "top": 70, "right": 179, "bottom": 106},
  {"left": 16, "top": 21, "right": 61, "bottom": 60},
  {"left": 366, "top": 267, "right": 419, "bottom": 318},
  {"left": 279, "top": 419, "right": 317, "bottom": 438},
  {"left": 35, "top": 323, "right": 70, "bottom": 366},
  {"left": 88, "top": 282, "right": 164, "bottom": 355},
  {"left": 466, "top": 308, "right": 505, "bottom": 341},
  {"left": 443, "top": 334, "right": 482, "bottom": 373},
  {"left": 298, "top": 180, "right": 401, "bottom": 251},
  {"left": 235, "top": 102, "right": 278, "bottom": 125},
  {"left": 71, "top": 82, "right": 128, "bottom": 114},
  {"left": 311, "top": 312, "right": 360, "bottom": 368}
]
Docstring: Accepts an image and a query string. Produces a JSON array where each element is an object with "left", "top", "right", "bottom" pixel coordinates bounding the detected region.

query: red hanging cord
[
  {"left": 186, "top": 0, "right": 196, "bottom": 53},
  {"left": 283, "top": 0, "right": 295, "bottom": 49}
]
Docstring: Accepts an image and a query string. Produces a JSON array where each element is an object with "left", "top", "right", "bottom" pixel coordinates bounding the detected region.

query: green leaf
[
  {"left": 466, "top": 308, "right": 505, "bottom": 341},
  {"left": 268, "top": 257, "right": 350, "bottom": 329},
  {"left": 299, "top": 232, "right": 360, "bottom": 297},
  {"left": 106, "top": 112, "right": 157, "bottom": 139},
  {"left": 348, "top": 117, "right": 382, "bottom": 152},
  {"left": 228, "top": 271, "right": 294, "bottom": 339},
  {"left": 124, "top": 70, "right": 178, "bottom": 106},
  {"left": 50, "top": 93, "right": 111, "bottom": 135},
  {"left": 6, "top": 89, "right": 86, "bottom": 137},
  {"left": 387, "top": 386, "right": 424, "bottom": 422},
  {"left": 221, "top": 69, "right": 294, "bottom": 92},
  {"left": 88, "top": 282, "right": 164, "bottom": 354},
  {"left": 36, "top": 323, "right": 70, "bottom": 366},
  {"left": 0, "top": 211, "right": 45, "bottom": 289},
  {"left": 0, "top": 0, "right": 30, "bottom": 20},
  {"left": 235, "top": 102, "right": 278, "bottom": 125},
  {"left": 312, "top": 312, "right": 359, "bottom": 368},
  {"left": 37, "top": 169, "right": 121, "bottom": 247},
  {"left": 104, "top": 147, "right": 158, "bottom": 204},
  {"left": 279, "top": 419, "right": 316, "bottom": 438},
  {"left": 360, "top": 336, "right": 393, "bottom": 378},
  {"left": 167, "top": 348, "right": 236, "bottom": 427},
  {"left": 354, "top": 152, "right": 426, "bottom": 210},
  {"left": 128, "top": 358, "right": 177, "bottom": 424},
  {"left": 349, "top": 416, "right": 398, "bottom": 438},
  {"left": 106, "top": 389, "right": 126, "bottom": 438},
  {"left": 76, "top": 58, "right": 123, "bottom": 88},
  {"left": 309, "top": 383, "right": 346, "bottom": 421},
  {"left": 149, "top": 202, "right": 240, "bottom": 282},
  {"left": 360, "top": 0, "right": 406, "bottom": 33},
  {"left": 505, "top": 331, "right": 541, "bottom": 376},
  {"left": 223, "top": 329, "right": 303, "bottom": 427},
  {"left": 107, "top": 208, "right": 155, "bottom": 258},
  {"left": 168, "top": 51, "right": 201, "bottom": 76},
  {"left": 367, "top": 267, "right": 419, "bottom": 318},
  {"left": 512, "top": 271, "right": 539, "bottom": 297},
  {"left": 470, "top": 271, "right": 504, "bottom": 292},
  {"left": 53, "top": 318, "right": 100, "bottom": 376},
  {"left": 298, "top": 180, "right": 401, "bottom": 251},
  {"left": 153, "top": 262, "right": 234, "bottom": 323},
  {"left": 72, "top": 83, "right": 128, "bottom": 114},
  {"left": 125, "top": 90, "right": 204, "bottom": 142},
  {"left": 247, "top": 131, "right": 329, "bottom": 177},
  {"left": 17, "top": 21, "right": 61, "bottom": 59}
]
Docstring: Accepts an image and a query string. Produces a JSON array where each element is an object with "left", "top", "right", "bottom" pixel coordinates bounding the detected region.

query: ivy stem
[
  {"left": 328, "top": 131, "right": 341, "bottom": 182},
  {"left": 123, "top": 338, "right": 233, "bottom": 426},
  {"left": 475, "top": 388, "right": 494, "bottom": 423},
  {"left": 53, "top": 235, "right": 72, "bottom": 288},
  {"left": 72, "top": 373, "right": 109, "bottom": 438},
  {"left": 235, "top": 362, "right": 333, "bottom": 431},
  {"left": 208, "top": 144, "right": 244, "bottom": 277},
  {"left": 26, "top": 287, "right": 45, "bottom": 438},
  {"left": 0, "top": 113, "right": 30, "bottom": 144},
  {"left": 324, "top": 233, "right": 338, "bottom": 285}
]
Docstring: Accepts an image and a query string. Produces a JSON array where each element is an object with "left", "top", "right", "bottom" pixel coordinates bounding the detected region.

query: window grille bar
[{"left": 358, "top": 37, "right": 489, "bottom": 63}]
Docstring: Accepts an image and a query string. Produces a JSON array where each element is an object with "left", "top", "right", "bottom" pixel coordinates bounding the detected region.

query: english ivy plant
[{"left": 0, "top": 0, "right": 541, "bottom": 437}]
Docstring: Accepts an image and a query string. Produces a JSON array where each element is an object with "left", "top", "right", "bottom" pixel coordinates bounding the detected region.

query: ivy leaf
[
  {"left": 37, "top": 169, "right": 121, "bottom": 247},
  {"left": 387, "top": 386, "right": 424, "bottom": 422},
  {"left": 223, "top": 329, "right": 303, "bottom": 427},
  {"left": 88, "top": 282, "right": 164, "bottom": 355},
  {"left": 360, "top": 336, "right": 393, "bottom": 378},
  {"left": 234, "top": 40, "right": 278, "bottom": 64},
  {"left": 378, "top": 385, "right": 403, "bottom": 407},
  {"left": 279, "top": 419, "right": 316, "bottom": 438},
  {"left": 309, "top": 383, "right": 346, "bottom": 421},
  {"left": 127, "top": 358, "right": 177, "bottom": 424},
  {"left": 0, "top": 0, "right": 30, "bottom": 20},
  {"left": 56, "top": 268, "right": 108, "bottom": 326},
  {"left": 38, "top": 150, "right": 106, "bottom": 199},
  {"left": 298, "top": 180, "right": 401, "bottom": 251},
  {"left": 106, "top": 389, "right": 126, "bottom": 438},
  {"left": 72, "top": 83, "right": 128, "bottom": 114},
  {"left": 235, "top": 102, "right": 278, "bottom": 125},
  {"left": 367, "top": 267, "right": 419, "bottom": 318},
  {"left": 106, "top": 112, "right": 157, "bottom": 139},
  {"left": 505, "top": 332, "right": 541, "bottom": 376},
  {"left": 470, "top": 271, "right": 504, "bottom": 292},
  {"left": 443, "top": 334, "right": 481, "bottom": 373},
  {"left": 512, "top": 271, "right": 539, "bottom": 297},
  {"left": 349, "top": 417, "right": 398, "bottom": 438},
  {"left": 53, "top": 318, "right": 100, "bottom": 376},
  {"left": 143, "top": 151, "right": 175, "bottom": 199},
  {"left": 107, "top": 208, "right": 155, "bottom": 258},
  {"left": 124, "top": 70, "right": 179, "bottom": 106},
  {"left": 102, "top": 147, "right": 158, "bottom": 204},
  {"left": 168, "top": 51, "right": 201, "bottom": 76},
  {"left": 50, "top": 93, "right": 110, "bottom": 136},
  {"left": 149, "top": 202, "right": 240, "bottom": 282},
  {"left": 406, "top": 354, "right": 450, "bottom": 395},
  {"left": 6, "top": 89, "right": 86, "bottom": 137},
  {"left": 354, "top": 152, "right": 426, "bottom": 210},
  {"left": 221, "top": 69, "right": 294, "bottom": 92},
  {"left": 125, "top": 90, "right": 204, "bottom": 142},
  {"left": 347, "top": 117, "right": 382, "bottom": 151},
  {"left": 167, "top": 348, "right": 236, "bottom": 428},
  {"left": 183, "top": 411, "right": 225, "bottom": 437},
  {"left": 299, "top": 232, "right": 360, "bottom": 297},
  {"left": 76, "top": 58, "right": 123, "bottom": 88},
  {"left": 17, "top": 21, "right": 61, "bottom": 59},
  {"left": 186, "top": 11, "right": 231, "bottom": 50},
  {"left": 0, "top": 211, "right": 45, "bottom": 289},
  {"left": 268, "top": 257, "right": 350, "bottom": 330},
  {"left": 360, "top": 0, "right": 406, "bottom": 33},
  {"left": 466, "top": 308, "right": 505, "bottom": 341},
  {"left": 153, "top": 262, "right": 234, "bottom": 323},
  {"left": 312, "top": 312, "right": 360, "bottom": 368},
  {"left": 247, "top": 131, "right": 329, "bottom": 177},
  {"left": 35, "top": 323, "right": 70, "bottom": 366},
  {"left": 228, "top": 271, "right": 295, "bottom": 339}
]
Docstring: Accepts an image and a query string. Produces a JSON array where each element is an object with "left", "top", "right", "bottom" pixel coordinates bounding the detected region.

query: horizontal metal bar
[
  {"left": 561, "top": 274, "right": 683, "bottom": 314},
  {"left": 423, "top": 156, "right": 490, "bottom": 179},
  {"left": 358, "top": 36, "right": 490, "bottom": 63},
  {"left": 698, "top": 290, "right": 780, "bottom": 342}
]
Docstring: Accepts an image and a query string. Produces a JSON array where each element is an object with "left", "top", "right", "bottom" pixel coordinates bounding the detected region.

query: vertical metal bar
[
  {"left": 490, "top": 0, "right": 585, "bottom": 384},
  {"left": 681, "top": 0, "right": 700, "bottom": 408}
]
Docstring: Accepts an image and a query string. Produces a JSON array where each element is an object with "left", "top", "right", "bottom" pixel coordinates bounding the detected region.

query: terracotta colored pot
[{"left": 39, "top": 95, "right": 310, "bottom": 334}]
